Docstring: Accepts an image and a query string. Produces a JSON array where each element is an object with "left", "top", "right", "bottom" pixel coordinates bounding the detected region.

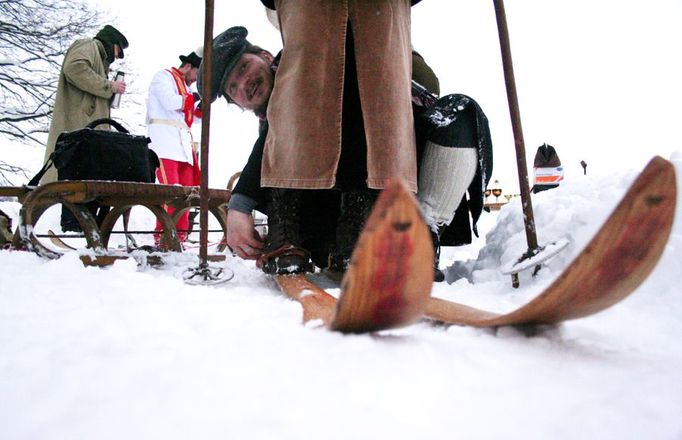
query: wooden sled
[{"left": 10, "top": 180, "right": 231, "bottom": 265}]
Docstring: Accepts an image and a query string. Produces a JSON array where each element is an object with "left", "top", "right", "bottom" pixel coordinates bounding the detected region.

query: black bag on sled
[
  {"left": 29, "top": 118, "right": 158, "bottom": 186},
  {"left": 27, "top": 118, "right": 159, "bottom": 232},
  {"left": 54, "top": 118, "right": 158, "bottom": 183}
]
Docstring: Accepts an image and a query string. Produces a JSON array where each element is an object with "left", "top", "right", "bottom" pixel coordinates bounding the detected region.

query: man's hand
[
  {"left": 225, "top": 210, "right": 264, "bottom": 260},
  {"left": 111, "top": 80, "right": 127, "bottom": 94}
]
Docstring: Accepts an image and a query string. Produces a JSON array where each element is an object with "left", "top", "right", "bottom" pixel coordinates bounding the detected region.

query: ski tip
[
  {"left": 359, "top": 178, "right": 422, "bottom": 234},
  {"left": 332, "top": 178, "right": 433, "bottom": 334}
]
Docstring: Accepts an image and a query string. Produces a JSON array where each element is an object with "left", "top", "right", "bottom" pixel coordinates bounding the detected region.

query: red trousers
[{"left": 155, "top": 155, "right": 200, "bottom": 243}]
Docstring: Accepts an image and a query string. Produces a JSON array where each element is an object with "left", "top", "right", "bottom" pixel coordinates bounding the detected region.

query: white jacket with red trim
[{"left": 145, "top": 69, "right": 195, "bottom": 164}]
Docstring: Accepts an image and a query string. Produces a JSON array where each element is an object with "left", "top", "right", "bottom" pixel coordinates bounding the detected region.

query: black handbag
[{"left": 29, "top": 118, "right": 159, "bottom": 186}]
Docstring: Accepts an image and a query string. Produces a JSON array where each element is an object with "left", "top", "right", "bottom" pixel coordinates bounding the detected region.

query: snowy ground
[{"left": 1, "top": 153, "right": 682, "bottom": 439}]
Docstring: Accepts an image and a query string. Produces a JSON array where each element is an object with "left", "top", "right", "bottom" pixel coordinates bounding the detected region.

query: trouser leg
[
  {"left": 155, "top": 158, "right": 193, "bottom": 244},
  {"left": 328, "top": 189, "right": 379, "bottom": 273},
  {"left": 257, "top": 188, "right": 314, "bottom": 275}
]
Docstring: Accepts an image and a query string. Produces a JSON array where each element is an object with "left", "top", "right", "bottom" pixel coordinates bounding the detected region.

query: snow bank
[{"left": 1, "top": 154, "right": 681, "bottom": 439}]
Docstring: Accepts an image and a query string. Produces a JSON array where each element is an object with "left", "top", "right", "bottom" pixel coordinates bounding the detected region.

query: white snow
[{"left": 1, "top": 152, "right": 681, "bottom": 439}]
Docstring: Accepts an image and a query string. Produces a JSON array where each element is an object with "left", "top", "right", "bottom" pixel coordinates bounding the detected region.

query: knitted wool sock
[{"left": 417, "top": 141, "right": 477, "bottom": 229}]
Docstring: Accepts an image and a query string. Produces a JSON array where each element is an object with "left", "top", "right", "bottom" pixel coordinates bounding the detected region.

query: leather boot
[
  {"left": 328, "top": 189, "right": 379, "bottom": 274},
  {"left": 257, "top": 188, "right": 314, "bottom": 275},
  {"left": 430, "top": 227, "right": 445, "bottom": 282}
]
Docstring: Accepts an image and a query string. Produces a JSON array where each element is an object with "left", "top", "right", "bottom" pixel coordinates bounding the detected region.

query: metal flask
[{"left": 110, "top": 71, "right": 125, "bottom": 109}]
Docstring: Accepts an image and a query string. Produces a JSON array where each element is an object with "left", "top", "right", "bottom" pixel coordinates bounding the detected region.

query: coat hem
[
  {"left": 367, "top": 178, "right": 417, "bottom": 193},
  {"left": 261, "top": 178, "right": 336, "bottom": 189}
]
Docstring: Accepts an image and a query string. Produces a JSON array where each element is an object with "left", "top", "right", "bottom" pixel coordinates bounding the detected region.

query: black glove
[{"left": 192, "top": 92, "right": 201, "bottom": 103}]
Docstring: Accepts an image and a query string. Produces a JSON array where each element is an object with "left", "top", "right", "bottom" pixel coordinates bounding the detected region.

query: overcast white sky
[{"left": 92, "top": 0, "right": 682, "bottom": 194}]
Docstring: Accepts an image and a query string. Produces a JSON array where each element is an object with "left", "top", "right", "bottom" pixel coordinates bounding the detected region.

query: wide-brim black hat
[
  {"left": 179, "top": 51, "right": 202, "bottom": 68},
  {"left": 198, "top": 26, "right": 250, "bottom": 104}
]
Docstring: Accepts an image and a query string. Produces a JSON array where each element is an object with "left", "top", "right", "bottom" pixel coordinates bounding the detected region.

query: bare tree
[
  {"left": 0, "top": 160, "right": 27, "bottom": 185},
  {"left": 0, "top": 0, "right": 104, "bottom": 143},
  {"left": 0, "top": 0, "right": 105, "bottom": 183}
]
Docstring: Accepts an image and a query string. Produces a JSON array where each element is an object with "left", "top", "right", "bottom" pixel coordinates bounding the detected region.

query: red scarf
[{"left": 167, "top": 67, "right": 195, "bottom": 127}]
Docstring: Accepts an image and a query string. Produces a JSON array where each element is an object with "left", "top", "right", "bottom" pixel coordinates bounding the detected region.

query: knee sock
[{"left": 417, "top": 142, "right": 477, "bottom": 229}]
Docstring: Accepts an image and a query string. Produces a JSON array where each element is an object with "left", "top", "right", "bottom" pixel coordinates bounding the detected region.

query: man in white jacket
[{"left": 146, "top": 48, "right": 202, "bottom": 245}]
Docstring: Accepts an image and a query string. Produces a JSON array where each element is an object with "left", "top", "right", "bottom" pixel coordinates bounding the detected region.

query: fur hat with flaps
[
  {"left": 198, "top": 26, "right": 255, "bottom": 104},
  {"left": 94, "top": 25, "right": 129, "bottom": 60}
]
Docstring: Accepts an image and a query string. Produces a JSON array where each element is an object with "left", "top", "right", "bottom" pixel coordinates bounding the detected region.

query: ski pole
[
  {"left": 182, "top": 0, "right": 233, "bottom": 285},
  {"left": 493, "top": 0, "right": 540, "bottom": 287},
  {"left": 197, "top": 0, "right": 214, "bottom": 266}
]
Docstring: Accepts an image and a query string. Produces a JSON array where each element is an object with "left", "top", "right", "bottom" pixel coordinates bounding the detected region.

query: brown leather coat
[{"left": 263, "top": 0, "right": 417, "bottom": 191}]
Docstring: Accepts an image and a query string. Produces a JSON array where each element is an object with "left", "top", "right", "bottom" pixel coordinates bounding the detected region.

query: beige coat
[
  {"left": 41, "top": 39, "right": 114, "bottom": 184},
  {"left": 263, "top": 0, "right": 417, "bottom": 191}
]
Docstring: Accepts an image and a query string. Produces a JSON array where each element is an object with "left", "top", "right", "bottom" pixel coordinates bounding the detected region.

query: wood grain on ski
[
  {"left": 275, "top": 274, "right": 338, "bottom": 328},
  {"left": 332, "top": 179, "right": 433, "bottom": 333},
  {"left": 425, "top": 156, "right": 676, "bottom": 327}
]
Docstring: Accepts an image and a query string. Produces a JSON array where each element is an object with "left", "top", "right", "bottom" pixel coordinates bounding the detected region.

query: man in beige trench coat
[
  {"left": 41, "top": 25, "right": 129, "bottom": 185},
  {"left": 40, "top": 25, "right": 128, "bottom": 231}
]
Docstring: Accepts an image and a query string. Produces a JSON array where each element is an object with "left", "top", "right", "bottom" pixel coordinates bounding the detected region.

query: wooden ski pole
[
  {"left": 182, "top": 0, "right": 232, "bottom": 285},
  {"left": 198, "top": 0, "right": 214, "bottom": 266},
  {"left": 493, "top": 0, "right": 540, "bottom": 287}
]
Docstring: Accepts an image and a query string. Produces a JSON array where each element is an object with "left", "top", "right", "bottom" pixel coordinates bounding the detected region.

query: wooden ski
[
  {"left": 425, "top": 156, "right": 676, "bottom": 327},
  {"left": 331, "top": 179, "right": 433, "bottom": 333},
  {"left": 275, "top": 177, "right": 433, "bottom": 333},
  {"left": 274, "top": 179, "right": 433, "bottom": 333},
  {"left": 274, "top": 274, "right": 338, "bottom": 328}
]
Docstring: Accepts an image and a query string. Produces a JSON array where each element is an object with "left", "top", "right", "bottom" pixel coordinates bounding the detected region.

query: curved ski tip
[
  {"left": 363, "top": 178, "right": 418, "bottom": 228},
  {"left": 641, "top": 155, "right": 676, "bottom": 205},
  {"left": 383, "top": 177, "right": 411, "bottom": 190},
  {"left": 376, "top": 178, "right": 413, "bottom": 201},
  {"left": 647, "top": 155, "right": 676, "bottom": 176}
]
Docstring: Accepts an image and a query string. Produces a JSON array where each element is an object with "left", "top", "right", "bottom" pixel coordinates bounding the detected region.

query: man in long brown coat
[
  {"left": 216, "top": 1, "right": 420, "bottom": 275},
  {"left": 40, "top": 24, "right": 128, "bottom": 185},
  {"left": 202, "top": 22, "right": 493, "bottom": 281}
]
